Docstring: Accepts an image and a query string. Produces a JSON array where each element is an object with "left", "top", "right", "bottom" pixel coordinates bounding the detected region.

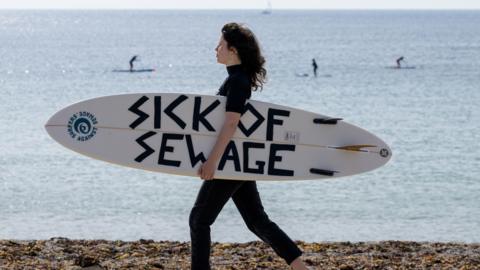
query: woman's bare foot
[{"left": 290, "top": 257, "right": 309, "bottom": 270}]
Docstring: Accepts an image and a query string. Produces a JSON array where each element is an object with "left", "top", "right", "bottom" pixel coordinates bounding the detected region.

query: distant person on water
[
  {"left": 129, "top": 55, "right": 138, "bottom": 72},
  {"left": 312, "top": 58, "right": 318, "bottom": 77},
  {"left": 396, "top": 56, "right": 404, "bottom": 68},
  {"left": 189, "top": 22, "right": 308, "bottom": 270}
]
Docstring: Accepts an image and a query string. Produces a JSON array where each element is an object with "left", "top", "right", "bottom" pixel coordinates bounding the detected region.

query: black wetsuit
[{"left": 189, "top": 64, "right": 303, "bottom": 270}]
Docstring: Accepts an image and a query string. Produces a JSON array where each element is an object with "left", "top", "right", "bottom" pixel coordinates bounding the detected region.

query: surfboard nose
[
  {"left": 45, "top": 110, "right": 61, "bottom": 127},
  {"left": 45, "top": 106, "right": 70, "bottom": 134},
  {"left": 45, "top": 108, "right": 69, "bottom": 145}
]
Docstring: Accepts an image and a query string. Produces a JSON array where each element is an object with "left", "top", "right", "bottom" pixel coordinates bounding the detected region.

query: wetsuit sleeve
[{"left": 225, "top": 75, "right": 251, "bottom": 113}]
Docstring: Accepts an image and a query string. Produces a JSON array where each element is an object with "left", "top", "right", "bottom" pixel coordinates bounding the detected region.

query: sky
[{"left": 0, "top": 0, "right": 479, "bottom": 10}]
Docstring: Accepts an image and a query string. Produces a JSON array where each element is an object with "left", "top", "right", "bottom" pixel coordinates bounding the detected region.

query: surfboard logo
[
  {"left": 67, "top": 111, "right": 98, "bottom": 141},
  {"left": 379, "top": 148, "right": 390, "bottom": 158}
]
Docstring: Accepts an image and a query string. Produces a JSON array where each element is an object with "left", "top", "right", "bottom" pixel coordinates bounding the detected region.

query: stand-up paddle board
[
  {"left": 295, "top": 73, "right": 332, "bottom": 78},
  {"left": 45, "top": 93, "right": 392, "bottom": 181},
  {"left": 385, "top": 66, "right": 416, "bottom": 70},
  {"left": 112, "top": 69, "right": 155, "bottom": 73}
]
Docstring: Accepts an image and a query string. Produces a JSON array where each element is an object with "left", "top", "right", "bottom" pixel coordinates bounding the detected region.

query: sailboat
[{"left": 262, "top": 0, "right": 272, "bottom": 15}]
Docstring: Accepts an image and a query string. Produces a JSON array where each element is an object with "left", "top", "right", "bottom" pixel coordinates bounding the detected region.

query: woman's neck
[{"left": 225, "top": 56, "right": 241, "bottom": 67}]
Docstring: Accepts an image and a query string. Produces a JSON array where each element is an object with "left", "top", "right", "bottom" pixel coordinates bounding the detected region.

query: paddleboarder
[
  {"left": 129, "top": 55, "right": 138, "bottom": 72},
  {"left": 189, "top": 22, "right": 308, "bottom": 270},
  {"left": 396, "top": 56, "right": 404, "bottom": 68},
  {"left": 312, "top": 58, "right": 318, "bottom": 77}
]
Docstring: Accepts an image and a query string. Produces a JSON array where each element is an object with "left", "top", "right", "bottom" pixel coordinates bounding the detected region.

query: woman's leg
[
  {"left": 189, "top": 179, "right": 244, "bottom": 270},
  {"left": 232, "top": 181, "right": 303, "bottom": 265}
]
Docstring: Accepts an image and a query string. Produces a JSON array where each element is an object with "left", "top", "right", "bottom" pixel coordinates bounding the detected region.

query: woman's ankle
[{"left": 290, "top": 257, "right": 309, "bottom": 270}]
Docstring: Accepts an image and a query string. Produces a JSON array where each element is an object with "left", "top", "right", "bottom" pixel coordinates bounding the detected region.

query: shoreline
[{"left": 1, "top": 238, "right": 479, "bottom": 269}]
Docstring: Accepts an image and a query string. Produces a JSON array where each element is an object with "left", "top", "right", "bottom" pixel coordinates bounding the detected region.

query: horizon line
[{"left": 1, "top": 8, "right": 479, "bottom": 11}]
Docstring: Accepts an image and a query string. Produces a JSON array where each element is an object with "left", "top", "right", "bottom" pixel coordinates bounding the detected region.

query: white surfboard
[{"left": 45, "top": 93, "right": 392, "bottom": 181}]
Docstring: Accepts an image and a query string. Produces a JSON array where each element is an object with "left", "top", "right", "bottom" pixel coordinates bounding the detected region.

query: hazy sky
[{"left": 0, "top": 0, "right": 479, "bottom": 10}]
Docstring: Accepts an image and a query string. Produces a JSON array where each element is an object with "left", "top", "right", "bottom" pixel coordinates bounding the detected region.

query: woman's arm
[{"left": 198, "top": 111, "right": 241, "bottom": 180}]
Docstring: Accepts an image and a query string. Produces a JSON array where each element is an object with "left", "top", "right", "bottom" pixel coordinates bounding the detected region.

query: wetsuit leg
[
  {"left": 232, "top": 181, "right": 303, "bottom": 265},
  {"left": 189, "top": 179, "right": 245, "bottom": 270}
]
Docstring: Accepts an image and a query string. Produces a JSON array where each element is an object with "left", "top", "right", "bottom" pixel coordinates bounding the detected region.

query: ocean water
[{"left": 1, "top": 10, "right": 479, "bottom": 243}]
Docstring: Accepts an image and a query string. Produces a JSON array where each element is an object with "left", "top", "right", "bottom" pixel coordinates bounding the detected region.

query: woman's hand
[
  {"left": 197, "top": 112, "right": 241, "bottom": 181},
  {"left": 197, "top": 159, "right": 217, "bottom": 180},
  {"left": 197, "top": 112, "right": 241, "bottom": 180}
]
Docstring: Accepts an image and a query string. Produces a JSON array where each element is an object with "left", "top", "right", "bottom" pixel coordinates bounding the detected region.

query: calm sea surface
[{"left": 1, "top": 10, "right": 479, "bottom": 242}]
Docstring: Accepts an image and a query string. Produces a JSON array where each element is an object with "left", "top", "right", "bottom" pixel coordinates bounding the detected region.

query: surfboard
[
  {"left": 112, "top": 69, "right": 155, "bottom": 73},
  {"left": 45, "top": 93, "right": 392, "bottom": 181}
]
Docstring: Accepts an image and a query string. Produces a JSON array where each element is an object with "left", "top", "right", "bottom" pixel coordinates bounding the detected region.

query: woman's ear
[{"left": 230, "top": 47, "right": 238, "bottom": 55}]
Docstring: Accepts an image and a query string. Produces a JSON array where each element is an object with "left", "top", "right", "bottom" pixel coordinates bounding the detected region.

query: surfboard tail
[{"left": 333, "top": 144, "right": 377, "bottom": 152}]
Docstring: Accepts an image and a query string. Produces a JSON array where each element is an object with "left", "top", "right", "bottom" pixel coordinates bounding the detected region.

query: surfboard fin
[
  {"left": 313, "top": 118, "right": 343, "bottom": 125},
  {"left": 334, "top": 144, "right": 377, "bottom": 152},
  {"left": 310, "top": 168, "right": 337, "bottom": 176}
]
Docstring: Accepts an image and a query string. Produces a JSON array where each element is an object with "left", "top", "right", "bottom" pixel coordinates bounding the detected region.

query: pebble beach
[{"left": 1, "top": 238, "right": 479, "bottom": 269}]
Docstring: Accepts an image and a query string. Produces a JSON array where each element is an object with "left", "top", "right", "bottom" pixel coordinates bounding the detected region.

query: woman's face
[{"left": 215, "top": 35, "right": 236, "bottom": 65}]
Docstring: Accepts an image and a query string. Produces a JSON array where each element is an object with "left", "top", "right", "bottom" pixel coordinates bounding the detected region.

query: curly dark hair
[{"left": 221, "top": 22, "right": 267, "bottom": 91}]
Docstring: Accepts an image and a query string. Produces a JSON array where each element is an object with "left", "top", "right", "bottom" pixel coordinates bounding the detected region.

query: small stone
[
  {"left": 75, "top": 254, "right": 99, "bottom": 267},
  {"left": 339, "top": 264, "right": 354, "bottom": 270},
  {"left": 139, "top": 239, "right": 154, "bottom": 244}
]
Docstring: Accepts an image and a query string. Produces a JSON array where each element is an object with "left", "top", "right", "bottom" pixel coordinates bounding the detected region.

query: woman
[{"left": 189, "top": 23, "right": 308, "bottom": 270}]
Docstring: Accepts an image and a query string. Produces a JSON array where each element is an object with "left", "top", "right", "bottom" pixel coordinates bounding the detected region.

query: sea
[{"left": 1, "top": 10, "right": 479, "bottom": 243}]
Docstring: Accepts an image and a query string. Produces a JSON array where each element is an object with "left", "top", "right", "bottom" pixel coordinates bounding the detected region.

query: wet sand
[{"left": 1, "top": 238, "right": 479, "bottom": 269}]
